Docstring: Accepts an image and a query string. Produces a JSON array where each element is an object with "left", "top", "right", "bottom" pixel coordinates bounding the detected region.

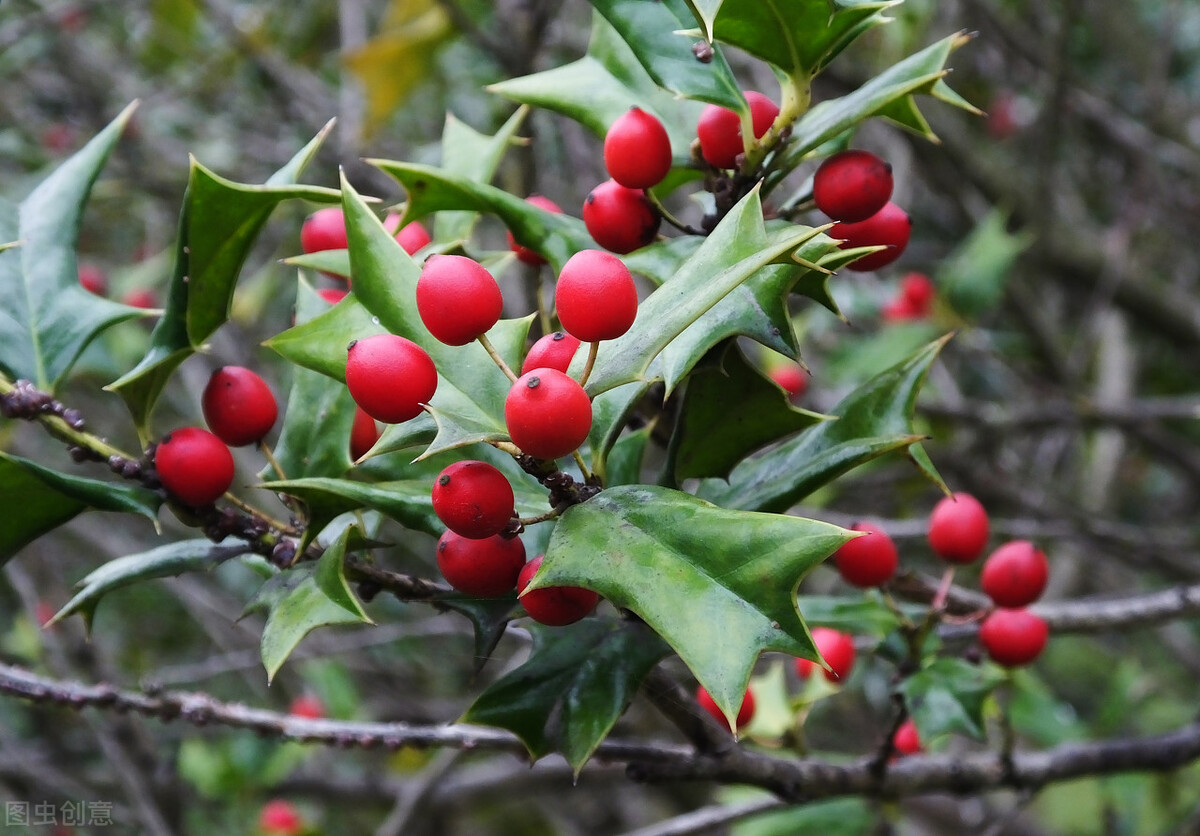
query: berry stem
[
  {"left": 578, "top": 341, "right": 600, "bottom": 388},
  {"left": 477, "top": 334, "right": 518, "bottom": 384},
  {"left": 221, "top": 492, "right": 300, "bottom": 537},
  {"left": 572, "top": 450, "right": 594, "bottom": 483},
  {"left": 644, "top": 190, "right": 705, "bottom": 236},
  {"left": 259, "top": 440, "right": 288, "bottom": 482},
  {"left": 931, "top": 567, "right": 957, "bottom": 613}
]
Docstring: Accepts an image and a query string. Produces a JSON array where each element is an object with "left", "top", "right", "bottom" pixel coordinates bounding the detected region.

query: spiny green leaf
[
  {"left": 936, "top": 209, "right": 1033, "bottom": 318},
  {"left": 0, "top": 102, "right": 145, "bottom": 392},
  {"left": 698, "top": 335, "right": 951, "bottom": 512},
  {"left": 900, "top": 658, "right": 1006, "bottom": 741},
  {"left": 794, "top": 594, "right": 914, "bottom": 638},
  {"left": 462, "top": 619, "right": 670, "bottom": 771},
  {"left": 532, "top": 485, "right": 855, "bottom": 729}
]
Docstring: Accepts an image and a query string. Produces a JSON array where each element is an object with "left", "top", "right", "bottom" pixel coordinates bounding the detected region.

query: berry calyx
[
  {"left": 345, "top": 334, "right": 438, "bottom": 424},
  {"left": 582, "top": 180, "right": 661, "bottom": 254},
  {"left": 554, "top": 249, "right": 639, "bottom": 342},
  {"left": 504, "top": 368, "right": 593, "bottom": 460},
  {"left": 78, "top": 263, "right": 107, "bottom": 296},
  {"left": 981, "top": 540, "right": 1049, "bottom": 608},
  {"left": 812, "top": 150, "right": 894, "bottom": 222},
  {"left": 696, "top": 91, "right": 779, "bottom": 169},
  {"left": 521, "top": 331, "right": 582, "bottom": 375},
  {"left": 416, "top": 254, "right": 504, "bottom": 346},
  {"left": 300, "top": 206, "right": 348, "bottom": 254},
  {"left": 507, "top": 195, "right": 563, "bottom": 266},
  {"left": 928, "top": 492, "right": 990, "bottom": 564},
  {"left": 258, "top": 799, "right": 304, "bottom": 836},
  {"left": 892, "top": 718, "right": 922, "bottom": 756},
  {"left": 349, "top": 406, "right": 380, "bottom": 461},
  {"left": 696, "top": 685, "right": 755, "bottom": 730},
  {"left": 517, "top": 555, "right": 599, "bottom": 626},
  {"left": 154, "top": 427, "right": 235, "bottom": 507},
  {"left": 769, "top": 364, "right": 808, "bottom": 401},
  {"left": 795, "top": 626, "right": 857, "bottom": 683},
  {"left": 833, "top": 522, "right": 899, "bottom": 588},
  {"left": 383, "top": 213, "right": 432, "bottom": 255},
  {"left": 201, "top": 366, "right": 278, "bottom": 447},
  {"left": 831, "top": 202, "right": 912, "bottom": 272},
  {"left": 436, "top": 530, "right": 527, "bottom": 598},
  {"left": 979, "top": 607, "right": 1049, "bottom": 667},
  {"left": 604, "top": 107, "right": 672, "bottom": 189},
  {"left": 431, "top": 460, "right": 515, "bottom": 539}
]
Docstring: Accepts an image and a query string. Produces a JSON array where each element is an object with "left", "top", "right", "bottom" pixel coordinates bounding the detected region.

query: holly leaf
[
  {"left": 462, "top": 618, "right": 670, "bottom": 771},
  {"left": 794, "top": 594, "right": 913, "bottom": 638},
  {"left": 49, "top": 539, "right": 241, "bottom": 633},
  {"left": 0, "top": 102, "right": 146, "bottom": 392},
  {"left": 436, "top": 594, "right": 522, "bottom": 672},
  {"left": 0, "top": 453, "right": 162, "bottom": 568},
  {"left": 899, "top": 658, "right": 1006, "bottom": 741},
  {"left": 669, "top": 342, "right": 827, "bottom": 482},
  {"left": 530, "top": 485, "right": 855, "bottom": 729},
  {"left": 937, "top": 209, "right": 1033, "bottom": 318},
  {"left": 107, "top": 123, "right": 339, "bottom": 433},
  {"left": 698, "top": 335, "right": 950, "bottom": 512}
]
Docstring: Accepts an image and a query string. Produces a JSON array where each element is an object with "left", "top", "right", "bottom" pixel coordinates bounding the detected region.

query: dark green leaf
[
  {"left": 900, "top": 658, "right": 1006, "bottom": 741},
  {"left": 793, "top": 594, "right": 912, "bottom": 638},
  {"left": 435, "top": 594, "right": 521, "bottom": 672},
  {"left": 533, "top": 485, "right": 854, "bottom": 729},
  {"left": 462, "top": 618, "right": 670, "bottom": 771}
]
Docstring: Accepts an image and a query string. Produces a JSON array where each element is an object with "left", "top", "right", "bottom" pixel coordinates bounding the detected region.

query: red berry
[
  {"left": 349, "top": 406, "right": 380, "bottom": 461},
  {"left": 288, "top": 694, "right": 325, "bottom": 719},
  {"left": 831, "top": 202, "right": 912, "bottom": 272},
  {"left": 604, "top": 107, "right": 672, "bottom": 189},
  {"left": 300, "top": 207, "right": 348, "bottom": 254},
  {"left": 123, "top": 288, "right": 158, "bottom": 309},
  {"left": 812, "top": 150, "right": 894, "bottom": 222},
  {"left": 416, "top": 254, "right": 504, "bottom": 346},
  {"left": 317, "top": 288, "right": 348, "bottom": 305},
  {"left": 582, "top": 180, "right": 661, "bottom": 254},
  {"left": 521, "top": 331, "right": 582, "bottom": 375},
  {"left": 795, "top": 626, "right": 856, "bottom": 683},
  {"left": 769, "top": 365, "right": 808, "bottom": 400},
  {"left": 345, "top": 334, "right": 438, "bottom": 424},
  {"left": 201, "top": 366, "right": 278, "bottom": 447},
  {"left": 928, "top": 492, "right": 990, "bottom": 564},
  {"left": 893, "top": 718, "right": 922, "bottom": 756},
  {"left": 554, "top": 250, "right": 639, "bottom": 342},
  {"left": 432, "top": 460, "right": 515, "bottom": 539},
  {"left": 504, "top": 368, "right": 593, "bottom": 460},
  {"left": 979, "top": 607, "right": 1049, "bottom": 667},
  {"left": 78, "top": 263, "right": 107, "bottom": 295},
  {"left": 981, "top": 540, "right": 1049, "bottom": 608},
  {"left": 155, "top": 427, "right": 235, "bottom": 507},
  {"left": 899, "top": 272, "right": 936, "bottom": 309},
  {"left": 517, "top": 555, "right": 599, "bottom": 626},
  {"left": 695, "top": 685, "right": 755, "bottom": 730},
  {"left": 507, "top": 195, "right": 563, "bottom": 266},
  {"left": 437, "top": 531, "right": 526, "bottom": 598},
  {"left": 834, "top": 522, "right": 899, "bottom": 588},
  {"left": 258, "top": 799, "right": 303, "bottom": 836},
  {"left": 696, "top": 91, "right": 779, "bottom": 169},
  {"left": 383, "top": 213, "right": 432, "bottom": 255},
  {"left": 881, "top": 296, "right": 923, "bottom": 322}
]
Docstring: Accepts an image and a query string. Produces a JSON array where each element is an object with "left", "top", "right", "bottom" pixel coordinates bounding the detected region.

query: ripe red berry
[
  {"left": 928, "top": 492, "right": 990, "bottom": 564},
  {"left": 604, "top": 107, "right": 672, "bottom": 189},
  {"left": 201, "top": 366, "right": 278, "bottom": 447},
  {"left": 795, "top": 626, "right": 857, "bottom": 683},
  {"left": 288, "top": 693, "right": 325, "bottom": 719},
  {"left": 834, "top": 522, "right": 899, "bottom": 588},
  {"left": 696, "top": 91, "right": 779, "bottom": 169},
  {"left": 505, "top": 368, "right": 593, "bottom": 460},
  {"left": 416, "top": 254, "right": 504, "bottom": 346},
  {"left": 696, "top": 685, "right": 755, "bottom": 730},
  {"left": 349, "top": 406, "right": 380, "bottom": 461},
  {"left": 507, "top": 195, "right": 564, "bottom": 266},
  {"left": 258, "top": 799, "right": 304, "bottom": 836},
  {"left": 432, "top": 460, "right": 515, "bottom": 539},
  {"left": 123, "top": 288, "right": 158, "bottom": 309},
  {"left": 300, "top": 207, "right": 348, "bottom": 254},
  {"left": 317, "top": 288, "right": 348, "bottom": 305},
  {"left": 831, "top": 202, "right": 912, "bottom": 272},
  {"left": 345, "top": 334, "right": 438, "bottom": 424},
  {"left": 437, "top": 531, "right": 527, "bottom": 598},
  {"left": 881, "top": 296, "right": 922, "bottom": 322},
  {"left": 517, "top": 555, "right": 599, "bottom": 626},
  {"left": 900, "top": 272, "right": 936, "bottom": 310},
  {"left": 521, "top": 331, "right": 582, "bottom": 375},
  {"left": 155, "top": 427, "right": 235, "bottom": 507},
  {"left": 383, "top": 213, "right": 432, "bottom": 255},
  {"left": 979, "top": 607, "right": 1049, "bottom": 667},
  {"left": 78, "top": 263, "right": 107, "bottom": 296},
  {"left": 555, "top": 250, "right": 639, "bottom": 342},
  {"left": 981, "top": 540, "right": 1049, "bottom": 608},
  {"left": 812, "top": 150, "right": 894, "bottom": 222},
  {"left": 769, "top": 364, "right": 808, "bottom": 400},
  {"left": 582, "top": 180, "right": 661, "bottom": 254},
  {"left": 892, "top": 718, "right": 922, "bottom": 756}
]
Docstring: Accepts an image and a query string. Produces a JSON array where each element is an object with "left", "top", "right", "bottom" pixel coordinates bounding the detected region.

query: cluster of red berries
[{"left": 813, "top": 149, "right": 911, "bottom": 272}]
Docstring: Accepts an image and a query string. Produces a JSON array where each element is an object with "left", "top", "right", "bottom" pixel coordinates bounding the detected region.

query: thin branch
[{"left": 619, "top": 797, "right": 786, "bottom": 836}]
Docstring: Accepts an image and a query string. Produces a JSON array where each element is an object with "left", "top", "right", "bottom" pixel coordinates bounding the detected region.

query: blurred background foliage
[{"left": 2, "top": 0, "right": 1200, "bottom": 833}]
